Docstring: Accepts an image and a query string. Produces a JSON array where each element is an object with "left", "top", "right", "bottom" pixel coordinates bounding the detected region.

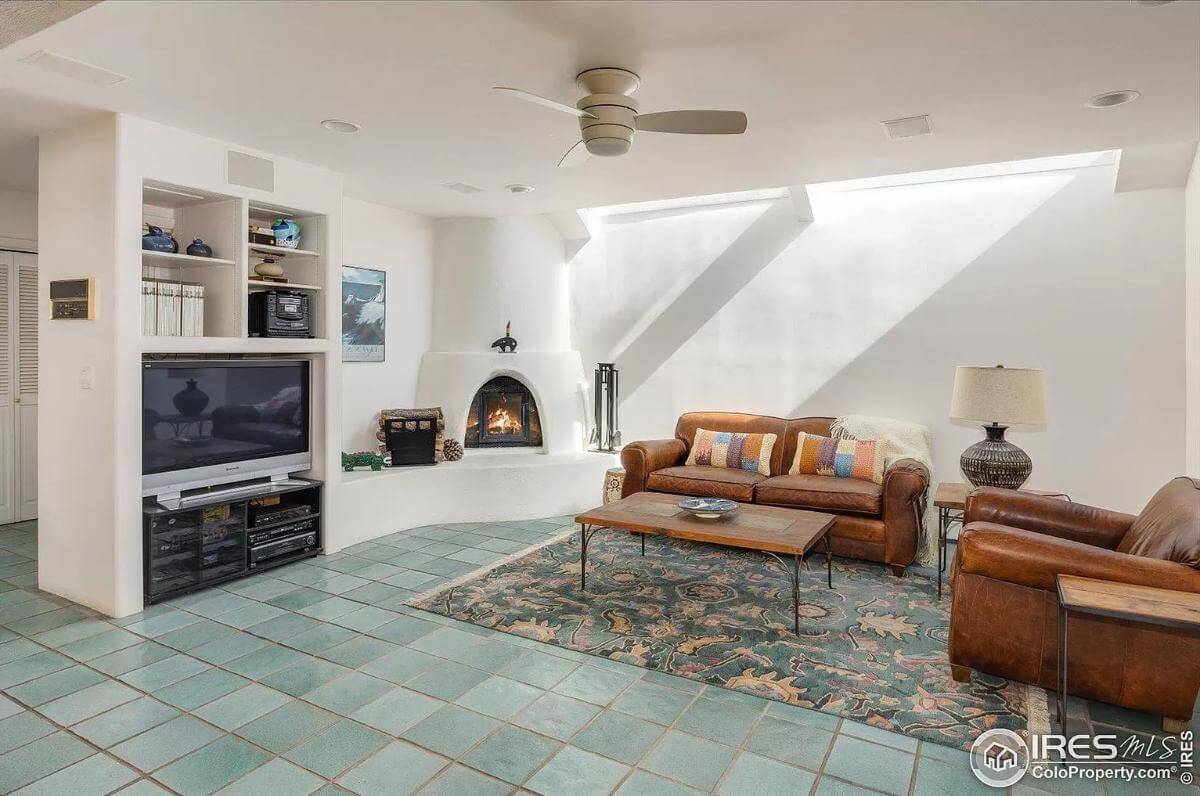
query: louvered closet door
[
  {"left": 0, "top": 253, "right": 14, "bottom": 525},
  {"left": 14, "top": 254, "right": 36, "bottom": 521}
]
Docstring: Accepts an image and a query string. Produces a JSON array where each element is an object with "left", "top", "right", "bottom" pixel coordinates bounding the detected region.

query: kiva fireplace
[{"left": 465, "top": 376, "right": 543, "bottom": 448}]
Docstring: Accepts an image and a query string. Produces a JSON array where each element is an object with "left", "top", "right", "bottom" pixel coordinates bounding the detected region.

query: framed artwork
[{"left": 341, "top": 266, "right": 386, "bottom": 362}]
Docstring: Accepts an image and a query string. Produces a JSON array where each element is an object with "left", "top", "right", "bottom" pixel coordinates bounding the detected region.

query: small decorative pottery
[
  {"left": 185, "top": 239, "right": 212, "bottom": 257},
  {"left": 142, "top": 225, "right": 178, "bottom": 253},
  {"left": 677, "top": 497, "right": 739, "bottom": 519},
  {"left": 271, "top": 218, "right": 301, "bottom": 249},
  {"left": 254, "top": 257, "right": 285, "bottom": 278},
  {"left": 172, "top": 378, "right": 210, "bottom": 417}
]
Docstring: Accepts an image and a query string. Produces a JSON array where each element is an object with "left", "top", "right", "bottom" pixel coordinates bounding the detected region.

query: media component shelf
[{"left": 142, "top": 479, "right": 322, "bottom": 603}]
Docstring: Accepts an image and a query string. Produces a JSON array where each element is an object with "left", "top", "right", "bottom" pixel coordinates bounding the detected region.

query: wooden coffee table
[{"left": 575, "top": 492, "right": 836, "bottom": 634}]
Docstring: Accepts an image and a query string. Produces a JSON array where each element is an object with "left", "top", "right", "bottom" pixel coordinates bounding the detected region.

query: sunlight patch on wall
[
  {"left": 584, "top": 167, "right": 1079, "bottom": 436},
  {"left": 571, "top": 199, "right": 774, "bottom": 365}
]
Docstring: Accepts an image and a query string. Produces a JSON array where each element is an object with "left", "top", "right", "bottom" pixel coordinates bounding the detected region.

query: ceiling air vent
[
  {"left": 227, "top": 151, "right": 274, "bottom": 192},
  {"left": 881, "top": 114, "right": 933, "bottom": 140},
  {"left": 441, "top": 182, "right": 485, "bottom": 194},
  {"left": 19, "top": 50, "right": 128, "bottom": 86}
]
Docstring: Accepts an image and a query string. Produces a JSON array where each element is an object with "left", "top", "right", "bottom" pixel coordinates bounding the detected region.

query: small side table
[
  {"left": 1056, "top": 575, "right": 1200, "bottom": 735},
  {"left": 933, "top": 482, "right": 1069, "bottom": 599}
]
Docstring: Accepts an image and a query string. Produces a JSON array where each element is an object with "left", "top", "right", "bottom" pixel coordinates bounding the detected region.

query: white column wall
[
  {"left": 431, "top": 216, "right": 569, "bottom": 352},
  {"left": 38, "top": 116, "right": 122, "bottom": 615}
]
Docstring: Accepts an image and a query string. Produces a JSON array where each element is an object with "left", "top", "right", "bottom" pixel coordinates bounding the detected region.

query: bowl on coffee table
[{"left": 677, "top": 497, "right": 739, "bottom": 519}]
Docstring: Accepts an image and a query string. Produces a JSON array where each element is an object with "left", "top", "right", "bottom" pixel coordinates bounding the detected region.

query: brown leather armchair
[
  {"left": 621, "top": 412, "right": 929, "bottom": 573},
  {"left": 949, "top": 478, "right": 1200, "bottom": 730}
]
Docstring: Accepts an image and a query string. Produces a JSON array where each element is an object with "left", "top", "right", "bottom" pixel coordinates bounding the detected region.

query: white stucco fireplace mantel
[
  {"left": 334, "top": 349, "right": 618, "bottom": 550},
  {"left": 414, "top": 350, "right": 590, "bottom": 454}
]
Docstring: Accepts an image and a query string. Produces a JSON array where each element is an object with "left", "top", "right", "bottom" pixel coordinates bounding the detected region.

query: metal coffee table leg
[
  {"left": 825, "top": 534, "right": 833, "bottom": 588},
  {"left": 580, "top": 524, "right": 601, "bottom": 591},
  {"left": 764, "top": 552, "right": 802, "bottom": 634}
]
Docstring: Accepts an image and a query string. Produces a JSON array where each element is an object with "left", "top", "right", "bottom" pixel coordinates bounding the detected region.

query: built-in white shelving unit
[
  {"left": 141, "top": 181, "right": 242, "bottom": 339},
  {"left": 138, "top": 181, "right": 330, "bottom": 346},
  {"left": 246, "top": 202, "right": 328, "bottom": 340}
]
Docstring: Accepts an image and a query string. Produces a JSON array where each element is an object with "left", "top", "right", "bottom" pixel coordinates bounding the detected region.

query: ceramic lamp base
[{"left": 960, "top": 424, "right": 1032, "bottom": 489}]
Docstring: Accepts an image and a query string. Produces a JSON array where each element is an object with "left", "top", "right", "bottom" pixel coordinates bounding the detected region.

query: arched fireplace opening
[{"left": 465, "top": 375, "right": 543, "bottom": 448}]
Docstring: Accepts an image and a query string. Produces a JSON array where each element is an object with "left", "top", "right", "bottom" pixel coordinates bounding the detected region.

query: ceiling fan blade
[
  {"left": 635, "top": 110, "right": 748, "bottom": 134},
  {"left": 493, "top": 87, "right": 597, "bottom": 119},
  {"left": 557, "top": 140, "right": 591, "bottom": 168}
]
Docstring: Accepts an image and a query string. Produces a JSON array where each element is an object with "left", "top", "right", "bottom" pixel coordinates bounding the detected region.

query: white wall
[
  {"left": 432, "top": 216, "right": 569, "bottom": 352},
  {"left": 571, "top": 163, "right": 1186, "bottom": 513},
  {"left": 1186, "top": 145, "right": 1200, "bottom": 476},
  {"left": 0, "top": 188, "right": 37, "bottom": 250},
  {"left": 341, "top": 197, "right": 435, "bottom": 451},
  {"left": 38, "top": 116, "right": 121, "bottom": 614}
]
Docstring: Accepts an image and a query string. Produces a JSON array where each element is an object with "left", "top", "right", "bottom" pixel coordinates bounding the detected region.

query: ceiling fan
[{"left": 494, "top": 67, "right": 748, "bottom": 167}]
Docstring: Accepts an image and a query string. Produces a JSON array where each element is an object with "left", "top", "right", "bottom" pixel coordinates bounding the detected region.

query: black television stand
[{"left": 143, "top": 477, "right": 322, "bottom": 604}]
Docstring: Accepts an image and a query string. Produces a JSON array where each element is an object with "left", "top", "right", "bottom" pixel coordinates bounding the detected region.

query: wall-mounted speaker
[{"left": 227, "top": 151, "right": 274, "bottom": 192}]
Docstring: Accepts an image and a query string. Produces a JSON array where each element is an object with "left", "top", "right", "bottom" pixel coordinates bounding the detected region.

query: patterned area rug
[{"left": 414, "top": 528, "right": 1044, "bottom": 750}]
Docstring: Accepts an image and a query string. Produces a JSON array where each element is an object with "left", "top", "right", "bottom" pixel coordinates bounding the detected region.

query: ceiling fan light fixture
[
  {"left": 321, "top": 119, "right": 360, "bottom": 133},
  {"left": 586, "top": 138, "right": 632, "bottom": 157},
  {"left": 1085, "top": 90, "right": 1140, "bottom": 109}
]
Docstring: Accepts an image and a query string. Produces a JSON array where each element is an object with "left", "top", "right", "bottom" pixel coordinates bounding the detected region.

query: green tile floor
[{"left": 0, "top": 518, "right": 1194, "bottom": 795}]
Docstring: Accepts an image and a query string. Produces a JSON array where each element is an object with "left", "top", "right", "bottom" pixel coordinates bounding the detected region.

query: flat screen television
[{"left": 142, "top": 359, "right": 311, "bottom": 497}]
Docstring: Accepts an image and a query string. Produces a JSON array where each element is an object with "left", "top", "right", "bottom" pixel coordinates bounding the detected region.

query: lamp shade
[{"left": 950, "top": 366, "right": 1046, "bottom": 426}]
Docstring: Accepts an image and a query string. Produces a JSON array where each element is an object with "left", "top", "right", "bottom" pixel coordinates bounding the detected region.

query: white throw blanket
[{"left": 829, "top": 414, "right": 936, "bottom": 566}]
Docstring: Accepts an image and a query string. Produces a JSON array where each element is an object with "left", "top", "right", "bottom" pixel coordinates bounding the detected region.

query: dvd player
[
  {"left": 249, "top": 503, "right": 313, "bottom": 529},
  {"left": 248, "top": 517, "right": 316, "bottom": 547}
]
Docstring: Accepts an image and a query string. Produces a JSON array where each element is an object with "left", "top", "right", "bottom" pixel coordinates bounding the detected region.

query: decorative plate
[{"left": 678, "top": 497, "right": 739, "bottom": 519}]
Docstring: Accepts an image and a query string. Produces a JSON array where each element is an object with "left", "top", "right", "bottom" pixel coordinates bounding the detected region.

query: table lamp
[{"left": 950, "top": 365, "right": 1046, "bottom": 489}]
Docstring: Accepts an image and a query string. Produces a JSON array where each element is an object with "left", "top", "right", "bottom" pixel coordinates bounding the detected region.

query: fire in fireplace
[{"left": 465, "top": 376, "right": 542, "bottom": 448}]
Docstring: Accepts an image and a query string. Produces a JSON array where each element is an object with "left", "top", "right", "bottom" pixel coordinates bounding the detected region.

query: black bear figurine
[{"left": 491, "top": 321, "right": 518, "bottom": 353}]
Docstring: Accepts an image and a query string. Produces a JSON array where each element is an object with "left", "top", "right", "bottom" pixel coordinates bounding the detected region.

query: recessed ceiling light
[
  {"left": 321, "top": 119, "right": 360, "bottom": 133},
  {"left": 1085, "top": 90, "right": 1140, "bottom": 109},
  {"left": 506, "top": 184, "right": 535, "bottom": 194}
]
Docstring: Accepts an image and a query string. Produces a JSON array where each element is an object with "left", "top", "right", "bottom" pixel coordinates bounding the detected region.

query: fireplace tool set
[{"left": 590, "top": 363, "right": 621, "bottom": 451}]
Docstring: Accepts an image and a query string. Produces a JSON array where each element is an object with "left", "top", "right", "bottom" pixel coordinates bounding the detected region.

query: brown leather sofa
[
  {"left": 620, "top": 412, "right": 929, "bottom": 573},
  {"left": 949, "top": 478, "right": 1200, "bottom": 730}
]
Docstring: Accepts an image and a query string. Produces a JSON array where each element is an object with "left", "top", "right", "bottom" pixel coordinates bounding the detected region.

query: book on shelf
[
  {"left": 143, "top": 279, "right": 206, "bottom": 337},
  {"left": 142, "top": 278, "right": 158, "bottom": 336},
  {"left": 180, "top": 282, "right": 205, "bottom": 337},
  {"left": 155, "top": 280, "right": 181, "bottom": 336}
]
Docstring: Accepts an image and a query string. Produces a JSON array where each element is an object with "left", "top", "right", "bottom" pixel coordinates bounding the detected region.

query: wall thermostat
[{"left": 49, "top": 278, "right": 96, "bottom": 320}]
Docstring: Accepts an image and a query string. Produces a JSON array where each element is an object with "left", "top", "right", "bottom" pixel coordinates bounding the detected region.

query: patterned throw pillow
[
  {"left": 790, "top": 432, "right": 886, "bottom": 485},
  {"left": 686, "top": 428, "right": 777, "bottom": 476}
]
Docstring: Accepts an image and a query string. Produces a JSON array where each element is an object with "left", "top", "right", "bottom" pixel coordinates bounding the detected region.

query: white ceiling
[{"left": 0, "top": 0, "right": 1196, "bottom": 214}]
